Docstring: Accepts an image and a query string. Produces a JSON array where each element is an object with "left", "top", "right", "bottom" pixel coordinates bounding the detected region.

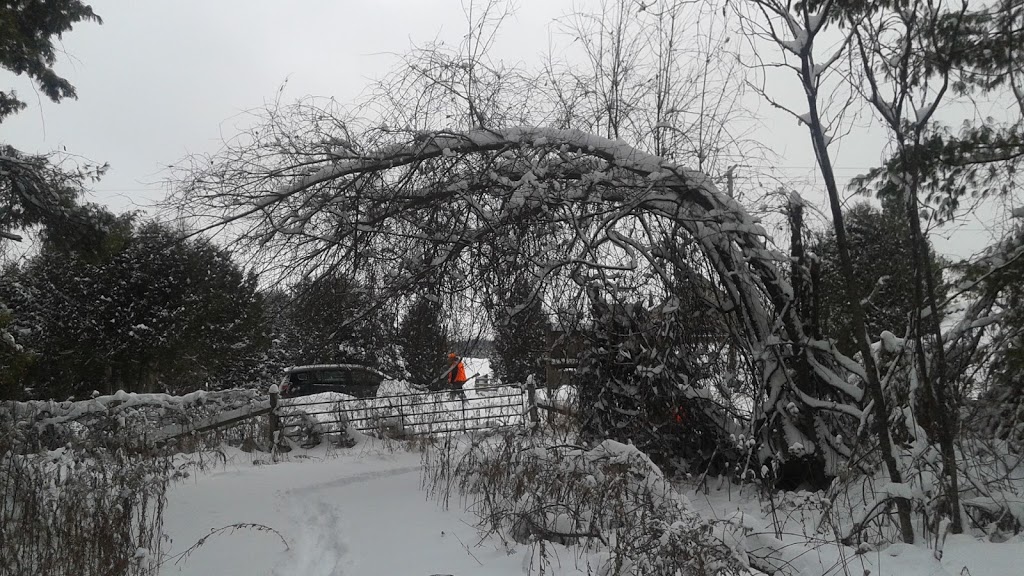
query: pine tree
[
  {"left": 0, "top": 1, "right": 101, "bottom": 122},
  {"left": 962, "top": 225, "right": 1024, "bottom": 445},
  {"left": 1, "top": 0, "right": 104, "bottom": 240},
  {"left": 397, "top": 296, "right": 449, "bottom": 389},
  {"left": 490, "top": 278, "right": 550, "bottom": 386},
  {"left": 2, "top": 221, "right": 268, "bottom": 398},
  {"left": 1, "top": 1, "right": 104, "bottom": 396},
  {"left": 813, "top": 202, "right": 946, "bottom": 354},
  {"left": 282, "top": 272, "right": 401, "bottom": 374},
  {"left": 574, "top": 287, "right": 734, "bottom": 476}
]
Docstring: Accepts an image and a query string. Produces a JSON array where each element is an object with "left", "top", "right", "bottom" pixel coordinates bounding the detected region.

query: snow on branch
[{"left": 171, "top": 122, "right": 879, "bottom": 466}]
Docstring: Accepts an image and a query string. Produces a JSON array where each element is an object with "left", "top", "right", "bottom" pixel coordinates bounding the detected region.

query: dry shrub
[
  {"left": 804, "top": 433, "right": 1024, "bottom": 551},
  {"left": 0, "top": 425, "right": 173, "bottom": 576},
  {"left": 0, "top": 398, "right": 183, "bottom": 576},
  {"left": 422, "top": 431, "right": 746, "bottom": 575}
]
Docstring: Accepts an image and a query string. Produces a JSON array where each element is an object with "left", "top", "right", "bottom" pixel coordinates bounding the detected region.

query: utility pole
[{"left": 725, "top": 165, "right": 738, "bottom": 198}]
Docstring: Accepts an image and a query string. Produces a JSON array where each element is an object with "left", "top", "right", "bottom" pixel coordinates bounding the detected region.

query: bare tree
[
  {"left": 168, "top": 0, "right": 881, "bottom": 493},
  {"left": 171, "top": 114, "right": 880, "bottom": 473},
  {"left": 736, "top": 0, "right": 1024, "bottom": 541},
  {"left": 735, "top": 0, "right": 915, "bottom": 542},
  {"left": 547, "top": 0, "right": 760, "bottom": 176}
]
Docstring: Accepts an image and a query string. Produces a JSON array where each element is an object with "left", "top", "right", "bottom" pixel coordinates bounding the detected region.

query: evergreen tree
[
  {"left": 574, "top": 287, "right": 735, "bottom": 476},
  {"left": 397, "top": 295, "right": 449, "bottom": 389},
  {"left": 1, "top": 221, "right": 268, "bottom": 398},
  {"left": 489, "top": 278, "right": 551, "bottom": 386},
  {"left": 1, "top": 0, "right": 104, "bottom": 378},
  {"left": 284, "top": 272, "right": 401, "bottom": 374},
  {"left": 289, "top": 274, "right": 372, "bottom": 365},
  {"left": 0, "top": 0, "right": 105, "bottom": 241},
  {"left": 962, "top": 225, "right": 1024, "bottom": 445},
  {"left": 812, "top": 202, "right": 945, "bottom": 354},
  {"left": 0, "top": 1, "right": 100, "bottom": 122}
]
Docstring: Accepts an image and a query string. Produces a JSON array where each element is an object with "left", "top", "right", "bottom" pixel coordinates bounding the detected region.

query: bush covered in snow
[
  {"left": 423, "top": 432, "right": 746, "bottom": 575},
  {"left": 0, "top": 401, "right": 175, "bottom": 576},
  {"left": 1, "top": 388, "right": 269, "bottom": 453},
  {"left": 574, "top": 289, "right": 741, "bottom": 480},
  {"left": 811, "top": 434, "right": 1024, "bottom": 545}
]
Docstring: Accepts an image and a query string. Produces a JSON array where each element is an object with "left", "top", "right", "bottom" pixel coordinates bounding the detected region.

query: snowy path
[
  {"left": 160, "top": 445, "right": 526, "bottom": 576},
  {"left": 160, "top": 442, "right": 1024, "bottom": 576}
]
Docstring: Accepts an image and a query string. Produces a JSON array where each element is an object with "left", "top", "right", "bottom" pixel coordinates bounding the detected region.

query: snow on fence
[
  {"left": 277, "top": 382, "right": 529, "bottom": 440},
  {"left": 149, "top": 401, "right": 271, "bottom": 444},
  {"left": 1, "top": 379, "right": 577, "bottom": 453},
  {"left": 1, "top": 388, "right": 270, "bottom": 452}
]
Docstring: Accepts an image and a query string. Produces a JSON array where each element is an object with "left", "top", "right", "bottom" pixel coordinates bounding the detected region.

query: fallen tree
[{"left": 171, "top": 123, "right": 870, "bottom": 480}]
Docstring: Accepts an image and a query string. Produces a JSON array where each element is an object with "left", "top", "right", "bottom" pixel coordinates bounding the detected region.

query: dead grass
[{"left": 0, "top": 421, "right": 173, "bottom": 576}]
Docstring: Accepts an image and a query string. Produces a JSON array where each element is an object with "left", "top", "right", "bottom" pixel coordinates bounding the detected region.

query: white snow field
[
  {"left": 154, "top": 359, "right": 1024, "bottom": 576},
  {"left": 160, "top": 435, "right": 1024, "bottom": 576},
  {"left": 687, "top": 483, "right": 1024, "bottom": 576},
  {"left": 160, "top": 441, "right": 526, "bottom": 576}
]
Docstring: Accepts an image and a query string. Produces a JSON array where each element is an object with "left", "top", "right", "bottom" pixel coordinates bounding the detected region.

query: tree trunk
[
  {"left": 789, "top": 198, "right": 820, "bottom": 398},
  {"left": 804, "top": 101, "right": 916, "bottom": 543},
  {"left": 904, "top": 188, "right": 964, "bottom": 534}
]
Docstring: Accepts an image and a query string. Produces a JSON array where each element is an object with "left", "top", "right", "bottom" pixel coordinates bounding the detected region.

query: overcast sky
[
  {"left": 1, "top": 0, "right": 1008, "bottom": 259},
  {"left": 2, "top": 1, "right": 561, "bottom": 208}
]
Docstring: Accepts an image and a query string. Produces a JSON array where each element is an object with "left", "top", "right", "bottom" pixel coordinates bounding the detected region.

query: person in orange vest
[{"left": 445, "top": 352, "right": 468, "bottom": 400}]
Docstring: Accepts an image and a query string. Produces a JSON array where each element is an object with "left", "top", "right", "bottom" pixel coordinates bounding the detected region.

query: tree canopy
[
  {"left": 0, "top": 0, "right": 101, "bottom": 122},
  {"left": 1, "top": 221, "right": 267, "bottom": 398},
  {"left": 0, "top": 0, "right": 104, "bottom": 242}
]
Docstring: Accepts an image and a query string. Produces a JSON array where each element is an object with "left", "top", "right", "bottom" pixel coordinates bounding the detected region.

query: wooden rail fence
[{"left": 151, "top": 378, "right": 575, "bottom": 450}]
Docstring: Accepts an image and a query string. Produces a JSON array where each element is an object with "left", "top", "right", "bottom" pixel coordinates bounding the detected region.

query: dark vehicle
[{"left": 279, "top": 364, "right": 388, "bottom": 399}]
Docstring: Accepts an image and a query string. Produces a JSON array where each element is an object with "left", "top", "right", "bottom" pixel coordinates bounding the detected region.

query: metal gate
[{"left": 277, "top": 384, "right": 526, "bottom": 440}]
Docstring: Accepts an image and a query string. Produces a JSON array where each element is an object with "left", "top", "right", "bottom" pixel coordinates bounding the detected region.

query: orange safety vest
[{"left": 449, "top": 361, "right": 468, "bottom": 385}]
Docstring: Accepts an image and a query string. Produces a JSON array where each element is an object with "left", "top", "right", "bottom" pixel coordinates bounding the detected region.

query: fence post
[
  {"left": 526, "top": 375, "right": 541, "bottom": 429},
  {"left": 268, "top": 384, "right": 280, "bottom": 450}
]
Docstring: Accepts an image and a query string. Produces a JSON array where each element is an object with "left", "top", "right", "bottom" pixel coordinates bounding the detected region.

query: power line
[{"left": 92, "top": 188, "right": 166, "bottom": 193}]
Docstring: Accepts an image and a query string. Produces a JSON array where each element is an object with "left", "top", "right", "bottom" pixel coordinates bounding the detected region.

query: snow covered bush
[
  {"left": 804, "top": 433, "right": 1024, "bottom": 549},
  {"left": 1, "top": 387, "right": 273, "bottom": 457},
  {"left": 0, "top": 405, "right": 173, "bottom": 576},
  {"left": 1, "top": 221, "right": 268, "bottom": 399},
  {"left": 423, "top": 432, "right": 746, "bottom": 575},
  {"left": 574, "top": 287, "right": 741, "bottom": 480}
]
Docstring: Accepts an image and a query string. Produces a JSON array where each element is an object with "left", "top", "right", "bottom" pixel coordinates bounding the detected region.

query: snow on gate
[{"left": 277, "top": 381, "right": 528, "bottom": 440}]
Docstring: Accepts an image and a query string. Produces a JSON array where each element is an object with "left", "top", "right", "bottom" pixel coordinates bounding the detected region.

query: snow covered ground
[
  {"left": 688, "top": 482, "right": 1024, "bottom": 576},
  {"left": 160, "top": 440, "right": 528, "bottom": 576},
  {"left": 160, "top": 437, "right": 1024, "bottom": 576},
  {"left": 154, "top": 359, "right": 1024, "bottom": 576},
  {"left": 16, "top": 367, "right": 1019, "bottom": 576},
  {"left": 461, "top": 357, "right": 491, "bottom": 387}
]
